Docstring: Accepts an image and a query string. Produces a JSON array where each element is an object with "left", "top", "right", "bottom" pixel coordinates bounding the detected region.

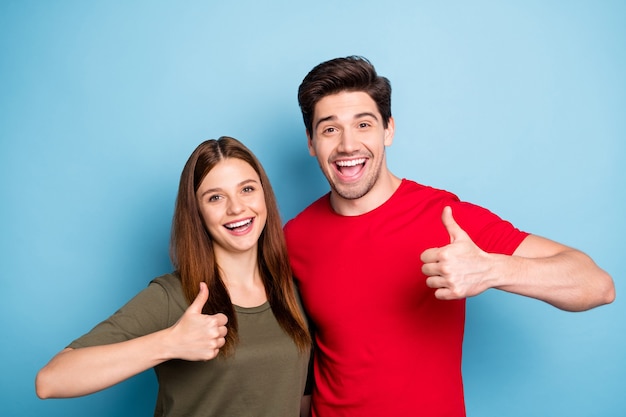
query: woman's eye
[
  {"left": 242, "top": 186, "right": 255, "bottom": 193},
  {"left": 208, "top": 195, "right": 221, "bottom": 202}
]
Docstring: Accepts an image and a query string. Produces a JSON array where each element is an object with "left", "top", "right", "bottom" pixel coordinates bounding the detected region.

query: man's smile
[{"left": 334, "top": 158, "right": 367, "bottom": 178}]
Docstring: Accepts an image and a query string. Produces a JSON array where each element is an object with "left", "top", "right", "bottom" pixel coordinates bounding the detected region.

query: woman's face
[{"left": 195, "top": 158, "right": 267, "bottom": 256}]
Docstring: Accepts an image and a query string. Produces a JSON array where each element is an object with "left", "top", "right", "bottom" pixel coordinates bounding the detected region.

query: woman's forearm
[{"left": 35, "top": 329, "right": 171, "bottom": 399}]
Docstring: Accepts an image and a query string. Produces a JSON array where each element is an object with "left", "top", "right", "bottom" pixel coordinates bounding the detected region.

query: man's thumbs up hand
[{"left": 420, "top": 206, "right": 493, "bottom": 300}]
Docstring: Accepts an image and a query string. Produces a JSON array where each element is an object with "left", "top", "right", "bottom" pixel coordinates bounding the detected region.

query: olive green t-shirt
[{"left": 70, "top": 274, "right": 310, "bottom": 417}]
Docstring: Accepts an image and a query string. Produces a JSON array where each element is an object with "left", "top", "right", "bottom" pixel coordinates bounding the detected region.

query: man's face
[{"left": 307, "top": 91, "right": 395, "bottom": 203}]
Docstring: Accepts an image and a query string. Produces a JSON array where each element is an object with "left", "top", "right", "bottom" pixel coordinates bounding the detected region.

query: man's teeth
[
  {"left": 336, "top": 158, "right": 365, "bottom": 167},
  {"left": 225, "top": 219, "right": 252, "bottom": 229}
]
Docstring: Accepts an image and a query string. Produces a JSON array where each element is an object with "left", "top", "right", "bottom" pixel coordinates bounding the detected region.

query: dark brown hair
[
  {"left": 170, "top": 136, "right": 311, "bottom": 355},
  {"left": 297, "top": 55, "right": 392, "bottom": 134}
]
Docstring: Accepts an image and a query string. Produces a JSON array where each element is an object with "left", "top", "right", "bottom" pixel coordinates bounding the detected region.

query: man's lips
[
  {"left": 334, "top": 158, "right": 366, "bottom": 178},
  {"left": 336, "top": 158, "right": 366, "bottom": 168}
]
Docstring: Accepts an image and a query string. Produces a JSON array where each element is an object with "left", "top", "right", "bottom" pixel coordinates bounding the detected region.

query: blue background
[{"left": 2, "top": 1, "right": 624, "bottom": 416}]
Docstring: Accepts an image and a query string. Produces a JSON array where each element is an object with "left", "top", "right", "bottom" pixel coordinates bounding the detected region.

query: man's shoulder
[
  {"left": 397, "top": 178, "right": 459, "bottom": 203},
  {"left": 285, "top": 193, "right": 330, "bottom": 229}
]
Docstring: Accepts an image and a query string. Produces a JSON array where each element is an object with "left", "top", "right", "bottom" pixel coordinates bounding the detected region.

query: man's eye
[
  {"left": 358, "top": 122, "right": 370, "bottom": 128},
  {"left": 323, "top": 127, "right": 336, "bottom": 134}
]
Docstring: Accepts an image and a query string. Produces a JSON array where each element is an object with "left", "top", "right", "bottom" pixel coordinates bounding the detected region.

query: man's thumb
[
  {"left": 442, "top": 206, "right": 466, "bottom": 243},
  {"left": 188, "top": 282, "right": 209, "bottom": 314}
]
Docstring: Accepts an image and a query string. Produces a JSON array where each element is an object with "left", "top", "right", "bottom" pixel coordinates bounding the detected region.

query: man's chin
[{"left": 331, "top": 184, "right": 369, "bottom": 201}]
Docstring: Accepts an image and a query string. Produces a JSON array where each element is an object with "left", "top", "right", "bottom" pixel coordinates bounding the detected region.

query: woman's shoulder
[
  {"left": 150, "top": 272, "right": 182, "bottom": 290},
  {"left": 148, "top": 273, "right": 188, "bottom": 310}
]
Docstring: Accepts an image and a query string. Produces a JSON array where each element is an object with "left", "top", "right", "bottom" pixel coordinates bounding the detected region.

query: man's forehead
[{"left": 313, "top": 91, "right": 379, "bottom": 122}]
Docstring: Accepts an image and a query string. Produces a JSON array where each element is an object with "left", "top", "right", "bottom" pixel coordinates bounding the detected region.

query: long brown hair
[{"left": 170, "top": 136, "right": 310, "bottom": 356}]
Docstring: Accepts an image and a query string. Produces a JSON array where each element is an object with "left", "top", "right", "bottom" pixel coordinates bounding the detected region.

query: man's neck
[{"left": 330, "top": 173, "right": 402, "bottom": 216}]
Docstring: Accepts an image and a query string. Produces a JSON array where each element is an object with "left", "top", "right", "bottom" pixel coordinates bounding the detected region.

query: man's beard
[
  {"left": 324, "top": 153, "right": 382, "bottom": 201},
  {"left": 330, "top": 174, "right": 377, "bottom": 200}
]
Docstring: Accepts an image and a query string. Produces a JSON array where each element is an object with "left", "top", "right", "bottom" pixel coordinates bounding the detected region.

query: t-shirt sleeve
[
  {"left": 450, "top": 200, "right": 529, "bottom": 256},
  {"left": 68, "top": 279, "right": 178, "bottom": 349}
]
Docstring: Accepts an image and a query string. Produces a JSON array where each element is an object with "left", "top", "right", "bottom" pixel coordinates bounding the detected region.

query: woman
[{"left": 36, "top": 137, "right": 312, "bottom": 416}]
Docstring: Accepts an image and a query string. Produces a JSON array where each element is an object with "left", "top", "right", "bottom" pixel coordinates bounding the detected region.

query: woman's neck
[{"left": 215, "top": 249, "right": 267, "bottom": 307}]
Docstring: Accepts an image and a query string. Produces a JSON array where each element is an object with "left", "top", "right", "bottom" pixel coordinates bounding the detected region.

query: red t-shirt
[{"left": 284, "top": 179, "right": 529, "bottom": 417}]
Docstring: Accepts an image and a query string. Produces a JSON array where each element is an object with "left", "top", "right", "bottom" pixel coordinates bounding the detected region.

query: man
[{"left": 283, "top": 56, "right": 615, "bottom": 417}]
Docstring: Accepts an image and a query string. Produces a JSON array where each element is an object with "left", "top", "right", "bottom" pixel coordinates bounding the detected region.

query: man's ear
[
  {"left": 384, "top": 117, "right": 395, "bottom": 147},
  {"left": 306, "top": 130, "right": 316, "bottom": 156}
]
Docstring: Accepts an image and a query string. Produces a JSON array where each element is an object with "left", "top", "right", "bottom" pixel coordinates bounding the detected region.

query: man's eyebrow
[
  {"left": 314, "top": 115, "right": 336, "bottom": 131},
  {"left": 354, "top": 112, "right": 379, "bottom": 121},
  {"left": 314, "top": 112, "right": 379, "bottom": 131}
]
